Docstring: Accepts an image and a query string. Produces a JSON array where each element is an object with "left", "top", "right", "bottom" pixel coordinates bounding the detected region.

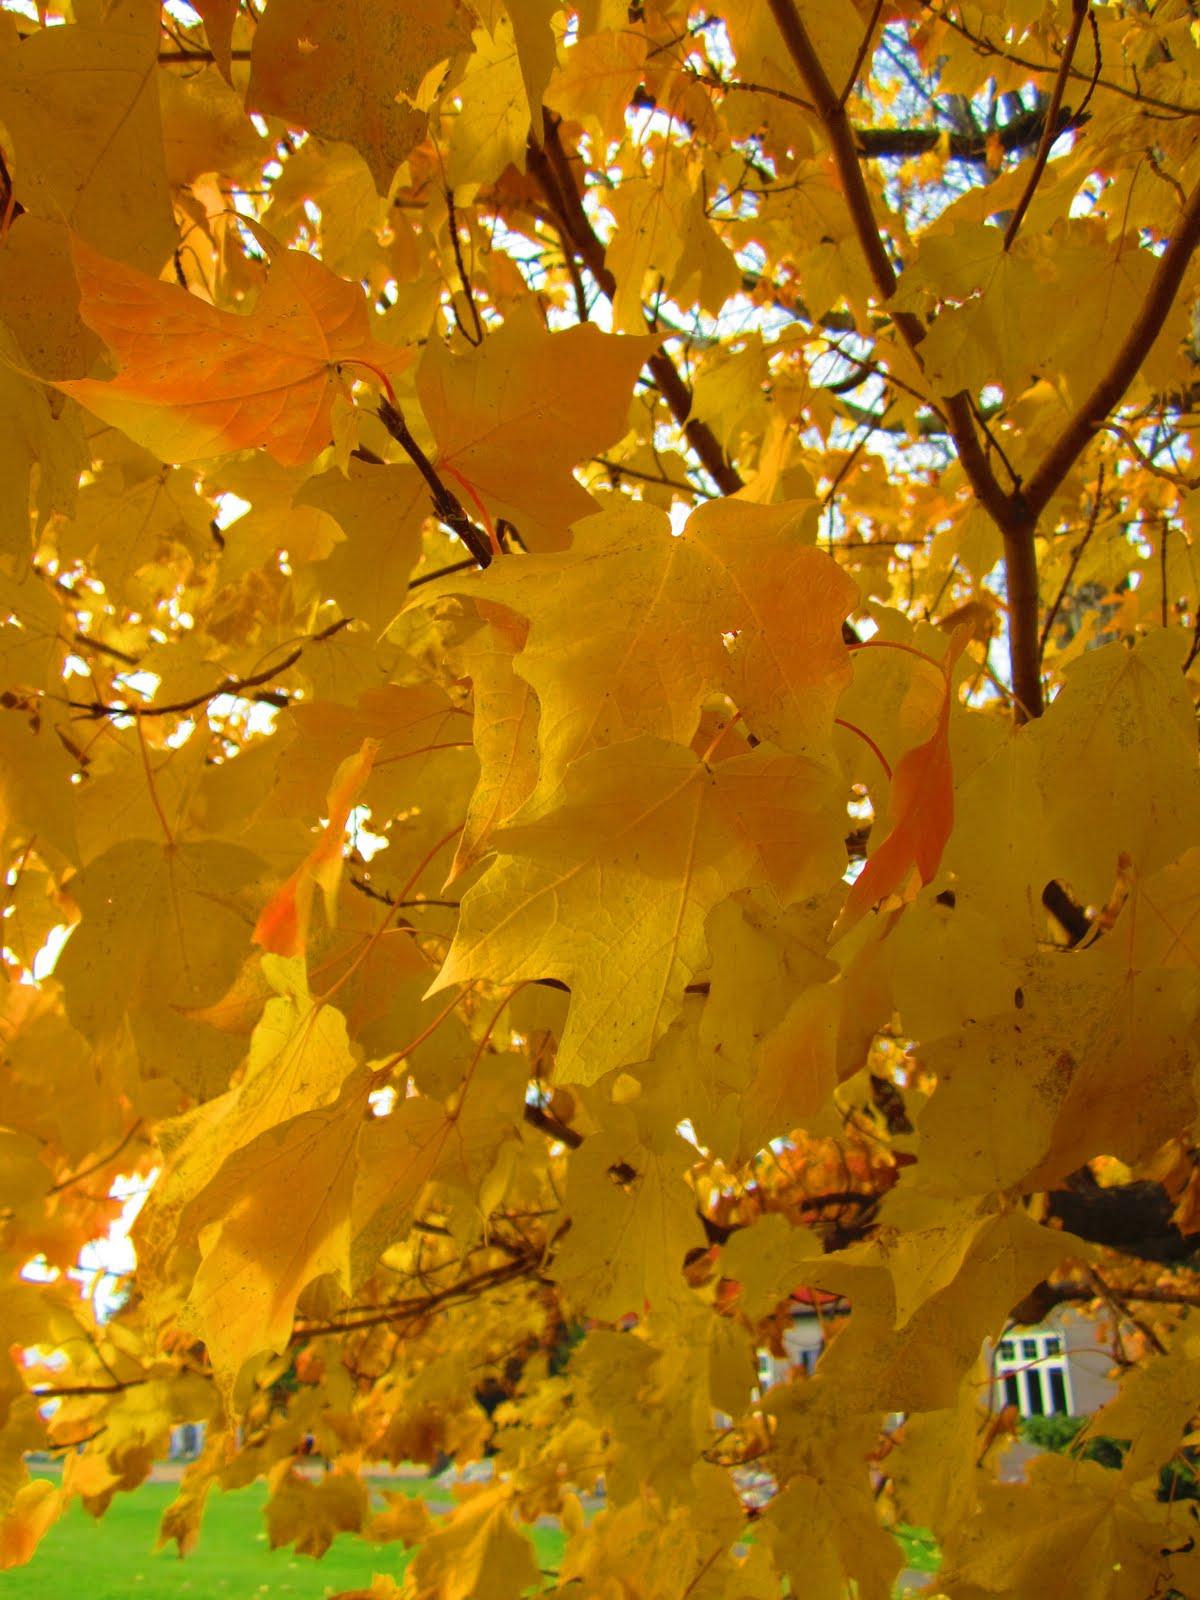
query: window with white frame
[{"left": 994, "top": 1330, "right": 1073, "bottom": 1417}]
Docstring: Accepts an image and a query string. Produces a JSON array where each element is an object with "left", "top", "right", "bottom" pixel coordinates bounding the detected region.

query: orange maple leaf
[
  {"left": 59, "top": 227, "right": 408, "bottom": 465},
  {"left": 254, "top": 737, "right": 381, "bottom": 958},
  {"left": 837, "top": 628, "right": 970, "bottom": 936}
]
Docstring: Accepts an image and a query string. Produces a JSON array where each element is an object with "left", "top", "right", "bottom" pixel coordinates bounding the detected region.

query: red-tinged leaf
[
  {"left": 837, "top": 628, "right": 970, "bottom": 935},
  {"left": 254, "top": 737, "right": 381, "bottom": 958},
  {"left": 58, "top": 229, "right": 409, "bottom": 465}
]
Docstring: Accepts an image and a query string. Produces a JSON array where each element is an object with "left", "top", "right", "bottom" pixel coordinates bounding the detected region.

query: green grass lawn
[
  {"left": 11, "top": 1469, "right": 935, "bottom": 1597},
  {"left": 8, "top": 1476, "right": 565, "bottom": 1600}
]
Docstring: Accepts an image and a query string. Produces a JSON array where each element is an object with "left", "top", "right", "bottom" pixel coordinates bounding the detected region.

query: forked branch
[
  {"left": 1022, "top": 175, "right": 1200, "bottom": 520},
  {"left": 762, "top": 0, "right": 1010, "bottom": 524},
  {"left": 767, "top": 0, "right": 1200, "bottom": 722}
]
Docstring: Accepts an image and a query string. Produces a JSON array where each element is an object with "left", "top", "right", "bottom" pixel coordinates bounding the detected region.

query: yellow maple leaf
[
  {"left": 445, "top": 16, "right": 532, "bottom": 190},
  {"left": 0, "top": 1479, "right": 61, "bottom": 1571},
  {"left": 416, "top": 303, "right": 658, "bottom": 547},
  {"left": 297, "top": 459, "right": 428, "bottom": 633},
  {"left": 418, "top": 496, "right": 858, "bottom": 781},
  {"left": 939, "top": 1454, "right": 1184, "bottom": 1600},
  {"left": 247, "top": 0, "right": 475, "bottom": 193},
  {"left": 265, "top": 1465, "right": 370, "bottom": 1557},
  {"left": 447, "top": 601, "right": 540, "bottom": 879},
  {"left": 58, "top": 839, "right": 264, "bottom": 1096},
  {"left": 179, "top": 1068, "right": 371, "bottom": 1386},
  {"left": 431, "top": 736, "right": 845, "bottom": 1082},
  {"left": 1031, "top": 628, "right": 1200, "bottom": 904},
  {"left": 406, "top": 1484, "right": 539, "bottom": 1600},
  {"left": 351, "top": 1053, "right": 528, "bottom": 1272},
  {"left": 550, "top": 1122, "right": 705, "bottom": 1319},
  {"left": 814, "top": 1206, "right": 1081, "bottom": 1412},
  {"left": 1083, "top": 1330, "right": 1200, "bottom": 1483},
  {"left": 0, "top": 13, "right": 174, "bottom": 270}
]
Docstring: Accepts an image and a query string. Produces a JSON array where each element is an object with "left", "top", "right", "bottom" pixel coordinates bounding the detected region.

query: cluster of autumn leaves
[{"left": 0, "top": 1, "right": 1198, "bottom": 1596}]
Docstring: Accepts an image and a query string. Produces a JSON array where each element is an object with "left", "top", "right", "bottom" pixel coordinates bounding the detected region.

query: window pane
[
  {"left": 1045, "top": 1336, "right": 1062, "bottom": 1355},
  {"left": 1021, "top": 1338, "right": 1038, "bottom": 1360},
  {"left": 1048, "top": 1368, "right": 1068, "bottom": 1414},
  {"left": 999, "top": 1340, "right": 1015, "bottom": 1359},
  {"left": 1024, "top": 1369, "right": 1046, "bottom": 1416},
  {"left": 1003, "top": 1374, "right": 1020, "bottom": 1409}
]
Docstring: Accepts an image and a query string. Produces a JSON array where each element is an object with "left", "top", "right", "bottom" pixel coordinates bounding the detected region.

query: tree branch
[
  {"left": 997, "top": 502, "right": 1045, "bottom": 722},
  {"left": 32, "top": 1378, "right": 151, "bottom": 1399},
  {"left": 529, "top": 115, "right": 743, "bottom": 495},
  {"left": 1027, "top": 1277, "right": 1200, "bottom": 1314},
  {"left": 67, "top": 650, "right": 299, "bottom": 720},
  {"left": 63, "top": 620, "right": 352, "bottom": 721},
  {"left": 158, "top": 48, "right": 253, "bottom": 64},
  {"left": 839, "top": 0, "right": 886, "bottom": 106},
  {"left": 852, "top": 105, "right": 1086, "bottom": 161},
  {"left": 760, "top": 3, "right": 1017, "bottom": 520},
  {"left": 765, "top": 0, "right": 1194, "bottom": 723},
  {"left": 293, "top": 1257, "right": 539, "bottom": 1339},
  {"left": 377, "top": 399, "right": 494, "bottom": 568},
  {"left": 766, "top": 0, "right": 908, "bottom": 317},
  {"left": 765, "top": 0, "right": 1025, "bottom": 697},
  {"left": 1046, "top": 1169, "right": 1199, "bottom": 1265},
  {"left": 523, "top": 1100, "right": 584, "bottom": 1149},
  {"left": 1041, "top": 879, "right": 1092, "bottom": 945},
  {"left": 1002, "top": 0, "right": 1090, "bottom": 251},
  {"left": 1022, "top": 176, "right": 1200, "bottom": 520},
  {"left": 633, "top": 82, "right": 1088, "bottom": 162}
]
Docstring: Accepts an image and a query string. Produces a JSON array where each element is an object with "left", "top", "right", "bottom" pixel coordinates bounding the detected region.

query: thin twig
[
  {"left": 48, "top": 1121, "right": 145, "bottom": 1194},
  {"left": 839, "top": 0, "right": 886, "bottom": 106},
  {"left": 924, "top": 4, "right": 1198, "bottom": 118},
  {"left": 66, "top": 619, "right": 353, "bottom": 721},
  {"left": 157, "top": 48, "right": 253, "bottom": 64},
  {"left": 445, "top": 188, "right": 483, "bottom": 346},
  {"left": 972, "top": 400, "right": 1023, "bottom": 490},
  {"left": 593, "top": 457, "right": 713, "bottom": 497},
  {"left": 73, "top": 632, "right": 141, "bottom": 668},
  {"left": 65, "top": 648, "right": 300, "bottom": 719},
  {"left": 32, "top": 1378, "right": 151, "bottom": 1399},
  {"left": 1085, "top": 1267, "right": 1169, "bottom": 1354},
  {"left": 293, "top": 1257, "right": 538, "bottom": 1338},
  {"left": 1003, "top": 0, "right": 1090, "bottom": 251},
  {"left": 347, "top": 875, "right": 460, "bottom": 912},
  {"left": 408, "top": 556, "right": 480, "bottom": 589},
  {"left": 1039, "top": 463, "right": 1105, "bottom": 657},
  {"left": 1076, "top": 10, "right": 1104, "bottom": 124}
]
